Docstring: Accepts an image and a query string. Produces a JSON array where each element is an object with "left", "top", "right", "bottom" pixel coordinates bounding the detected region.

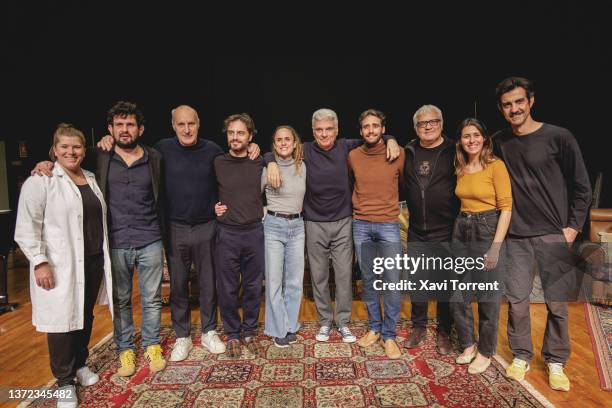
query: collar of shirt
[{"left": 111, "top": 145, "right": 149, "bottom": 167}]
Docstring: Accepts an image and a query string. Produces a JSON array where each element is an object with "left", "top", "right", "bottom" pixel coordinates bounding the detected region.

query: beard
[
  {"left": 115, "top": 134, "right": 139, "bottom": 149},
  {"left": 229, "top": 141, "right": 247, "bottom": 153}
]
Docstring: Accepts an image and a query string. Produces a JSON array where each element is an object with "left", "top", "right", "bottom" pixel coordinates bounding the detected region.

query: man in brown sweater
[{"left": 348, "top": 109, "right": 405, "bottom": 359}]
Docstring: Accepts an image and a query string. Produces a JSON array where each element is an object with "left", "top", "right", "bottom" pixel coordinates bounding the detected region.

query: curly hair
[{"left": 106, "top": 101, "right": 145, "bottom": 127}]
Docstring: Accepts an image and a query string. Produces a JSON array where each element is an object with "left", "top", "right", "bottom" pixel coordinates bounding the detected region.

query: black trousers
[
  {"left": 505, "top": 234, "right": 576, "bottom": 364},
  {"left": 215, "top": 222, "right": 264, "bottom": 340},
  {"left": 408, "top": 227, "right": 453, "bottom": 335},
  {"left": 449, "top": 211, "right": 502, "bottom": 357},
  {"left": 168, "top": 220, "right": 217, "bottom": 336},
  {"left": 47, "top": 254, "right": 104, "bottom": 386}
]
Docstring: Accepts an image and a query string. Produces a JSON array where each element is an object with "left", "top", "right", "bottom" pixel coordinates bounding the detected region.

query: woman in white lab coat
[{"left": 15, "top": 124, "right": 113, "bottom": 404}]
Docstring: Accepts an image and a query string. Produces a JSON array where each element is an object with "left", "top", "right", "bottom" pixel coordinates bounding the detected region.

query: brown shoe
[
  {"left": 243, "top": 336, "right": 264, "bottom": 357},
  {"left": 436, "top": 332, "right": 452, "bottom": 355},
  {"left": 225, "top": 339, "right": 241, "bottom": 358},
  {"left": 357, "top": 330, "right": 380, "bottom": 348},
  {"left": 384, "top": 339, "right": 402, "bottom": 359},
  {"left": 406, "top": 327, "right": 427, "bottom": 348}
]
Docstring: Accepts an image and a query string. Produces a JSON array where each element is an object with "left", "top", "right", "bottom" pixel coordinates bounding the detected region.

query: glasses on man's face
[{"left": 416, "top": 119, "right": 441, "bottom": 129}]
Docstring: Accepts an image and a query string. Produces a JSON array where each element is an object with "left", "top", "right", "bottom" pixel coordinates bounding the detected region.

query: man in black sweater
[
  {"left": 493, "top": 77, "right": 591, "bottom": 392},
  {"left": 155, "top": 106, "right": 226, "bottom": 361},
  {"left": 402, "top": 104, "right": 459, "bottom": 355},
  {"left": 214, "top": 113, "right": 265, "bottom": 358}
]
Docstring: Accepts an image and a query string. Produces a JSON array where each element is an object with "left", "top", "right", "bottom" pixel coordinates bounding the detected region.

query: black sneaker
[
  {"left": 274, "top": 336, "right": 291, "bottom": 348},
  {"left": 286, "top": 332, "right": 298, "bottom": 344}
]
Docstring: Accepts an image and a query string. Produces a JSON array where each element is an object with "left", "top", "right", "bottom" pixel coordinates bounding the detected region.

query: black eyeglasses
[{"left": 416, "top": 119, "right": 441, "bottom": 129}]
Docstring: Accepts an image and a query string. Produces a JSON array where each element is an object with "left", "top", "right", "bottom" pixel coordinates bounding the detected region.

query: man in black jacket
[
  {"left": 402, "top": 104, "right": 459, "bottom": 355},
  {"left": 98, "top": 102, "right": 167, "bottom": 377},
  {"left": 493, "top": 77, "right": 591, "bottom": 391}
]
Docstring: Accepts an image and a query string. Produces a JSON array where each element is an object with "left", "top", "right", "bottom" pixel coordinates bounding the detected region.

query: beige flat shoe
[
  {"left": 456, "top": 345, "right": 478, "bottom": 364},
  {"left": 468, "top": 355, "right": 491, "bottom": 374}
]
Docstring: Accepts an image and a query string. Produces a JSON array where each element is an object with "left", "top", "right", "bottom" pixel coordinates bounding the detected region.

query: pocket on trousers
[{"left": 480, "top": 216, "right": 497, "bottom": 237}]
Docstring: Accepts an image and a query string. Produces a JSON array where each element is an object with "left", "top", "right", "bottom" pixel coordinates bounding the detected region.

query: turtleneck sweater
[{"left": 348, "top": 140, "right": 405, "bottom": 222}]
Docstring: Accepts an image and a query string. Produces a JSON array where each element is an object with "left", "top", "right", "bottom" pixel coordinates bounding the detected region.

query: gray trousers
[
  {"left": 168, "top": 220, "right": 217, "bottom": 336},
  {"left": 306, "top": 216, "right": 353, "bottom": 327},
  {"left": 505, "top": 234, "right": 575, "bottom": 364}
]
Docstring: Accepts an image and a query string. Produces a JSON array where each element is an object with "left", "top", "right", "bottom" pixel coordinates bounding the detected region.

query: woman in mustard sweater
[{"left": 451, "top": 118, "right": 512, "bottom": 374}]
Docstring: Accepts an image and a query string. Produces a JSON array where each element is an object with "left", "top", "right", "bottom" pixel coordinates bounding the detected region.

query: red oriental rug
[
  {"left": 584, "top": 303, "right": 612, "bottom": 391},
  {"left": 21, "top": 322, "right": 554, "bottom": 407}
]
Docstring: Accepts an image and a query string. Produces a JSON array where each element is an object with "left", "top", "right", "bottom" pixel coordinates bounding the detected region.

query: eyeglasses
[{"left": 416, "top": 119, "right": 441, "bottom": 129}]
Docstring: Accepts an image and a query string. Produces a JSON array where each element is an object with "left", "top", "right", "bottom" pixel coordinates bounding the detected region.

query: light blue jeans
[
  {"left": 263, "top": 214, "right": 305, "bottom": 338},
  {"left": 353, "top": 220, "right": 402, "bottom": 340},
  {"left": 111, "top": 240, "right": 164, "bottom": 351}
]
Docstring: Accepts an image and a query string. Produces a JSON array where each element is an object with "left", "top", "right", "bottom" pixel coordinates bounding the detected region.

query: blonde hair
[
  {"left": 49, "top": 123, "right": 86, "bottom": 161},
  {"left": 271, "top": 125, "right": 304, "bottom": 175}
]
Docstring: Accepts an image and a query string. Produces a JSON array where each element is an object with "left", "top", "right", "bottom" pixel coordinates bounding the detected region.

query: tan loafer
[
  {"left": 357, "top": 330, "right": 380, "bottom": 348},
  {"left": 384, "top": 339, "right": 402, "bottom": 359}
]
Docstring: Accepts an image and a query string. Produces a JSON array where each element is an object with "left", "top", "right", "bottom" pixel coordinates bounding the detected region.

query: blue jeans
[
  {"left": 111, "top": 240, "right": 164, "bottom": 351},
  {"left": 264, "top": 214, "right": 305, "bottom": 338},
  {"left": 353, "top": 220, "right": 402, "bottom": 340}
]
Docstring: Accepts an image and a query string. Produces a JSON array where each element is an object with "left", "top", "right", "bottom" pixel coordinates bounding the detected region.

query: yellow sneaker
[
  {"left": 145, "top": 344, "right": 166, "bottom": 372},
  {"left": 505, "top": 358, "right": 529, "bottom": 381},
  {"left": 547, "top": 363, "right": 570, "bottom": 391},
  {"left": 357, "top": 330, "right": 380, "bottom": 348},
  {"left": 117, "top": 349, "right": 136, "bottom": 377}
]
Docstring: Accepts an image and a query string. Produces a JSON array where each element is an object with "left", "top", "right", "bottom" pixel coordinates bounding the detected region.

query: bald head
[{"left": 171, "top": 105, "right": 200, "bottom": 146}]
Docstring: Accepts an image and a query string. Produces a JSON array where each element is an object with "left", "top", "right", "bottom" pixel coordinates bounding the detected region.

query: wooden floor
[{"left": 0, "top": 254, "right": 609, "bottom": 408}]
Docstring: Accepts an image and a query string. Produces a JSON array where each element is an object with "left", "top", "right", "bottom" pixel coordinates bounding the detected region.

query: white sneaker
[
  {"left": 56, "top": 384, "right": 77, "bottom": 408},
  {"left": 338, "top": 326, "right": 357, "bottom": 343},
  {"left": 201, "top": 330, "right": 226, "bottom": 354},
  {"left": 75, "top": 366, "right": 99, "bottom": 386},
  {"left": 315, "top": 325, "right": 331, "bottom": 342},
  {"left": 170, "top": 337, "right": 193, "bottom": 362}
]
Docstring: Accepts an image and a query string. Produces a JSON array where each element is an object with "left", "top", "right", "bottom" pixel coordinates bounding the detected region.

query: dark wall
[{"left": 1, "top": 1, "right": 610, "bottom": 208}]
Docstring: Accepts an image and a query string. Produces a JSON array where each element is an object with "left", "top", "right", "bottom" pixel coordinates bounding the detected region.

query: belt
[
  {"left": 460, "top": 209, "right": 499, "bottom": 218},
  {"left": 267, "top": 210, "right": 302, "bottom": 220}
]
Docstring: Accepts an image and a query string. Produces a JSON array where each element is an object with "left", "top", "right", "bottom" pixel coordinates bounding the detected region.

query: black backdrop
[{"left": 1, "top": 1, "right": 610, "bottom": 209}]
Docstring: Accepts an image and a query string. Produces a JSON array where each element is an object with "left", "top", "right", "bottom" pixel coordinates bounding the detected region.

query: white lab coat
[{"left": 14, "top": 165, "right": 113, "bottom": 332}]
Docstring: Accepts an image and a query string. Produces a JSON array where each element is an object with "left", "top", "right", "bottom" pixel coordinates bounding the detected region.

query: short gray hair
[
  {"left": 413, "top": 104, "right": 443, "bottom": 130},
  {"left": 312, "top": 108, "right": 338, "bottom": 128}
]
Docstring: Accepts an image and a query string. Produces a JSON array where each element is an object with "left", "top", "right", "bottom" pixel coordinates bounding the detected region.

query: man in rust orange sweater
[{"left": 348, "top": 109, "right": 405, "bottom": 359}]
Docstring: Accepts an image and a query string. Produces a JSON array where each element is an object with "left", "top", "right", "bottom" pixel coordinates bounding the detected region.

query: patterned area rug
[
  {"left": 23, "top": 322, "right": 554, "bottom": 407},
  {"left": 584, "top": 303, "right": 612, "bottom": 391}
]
